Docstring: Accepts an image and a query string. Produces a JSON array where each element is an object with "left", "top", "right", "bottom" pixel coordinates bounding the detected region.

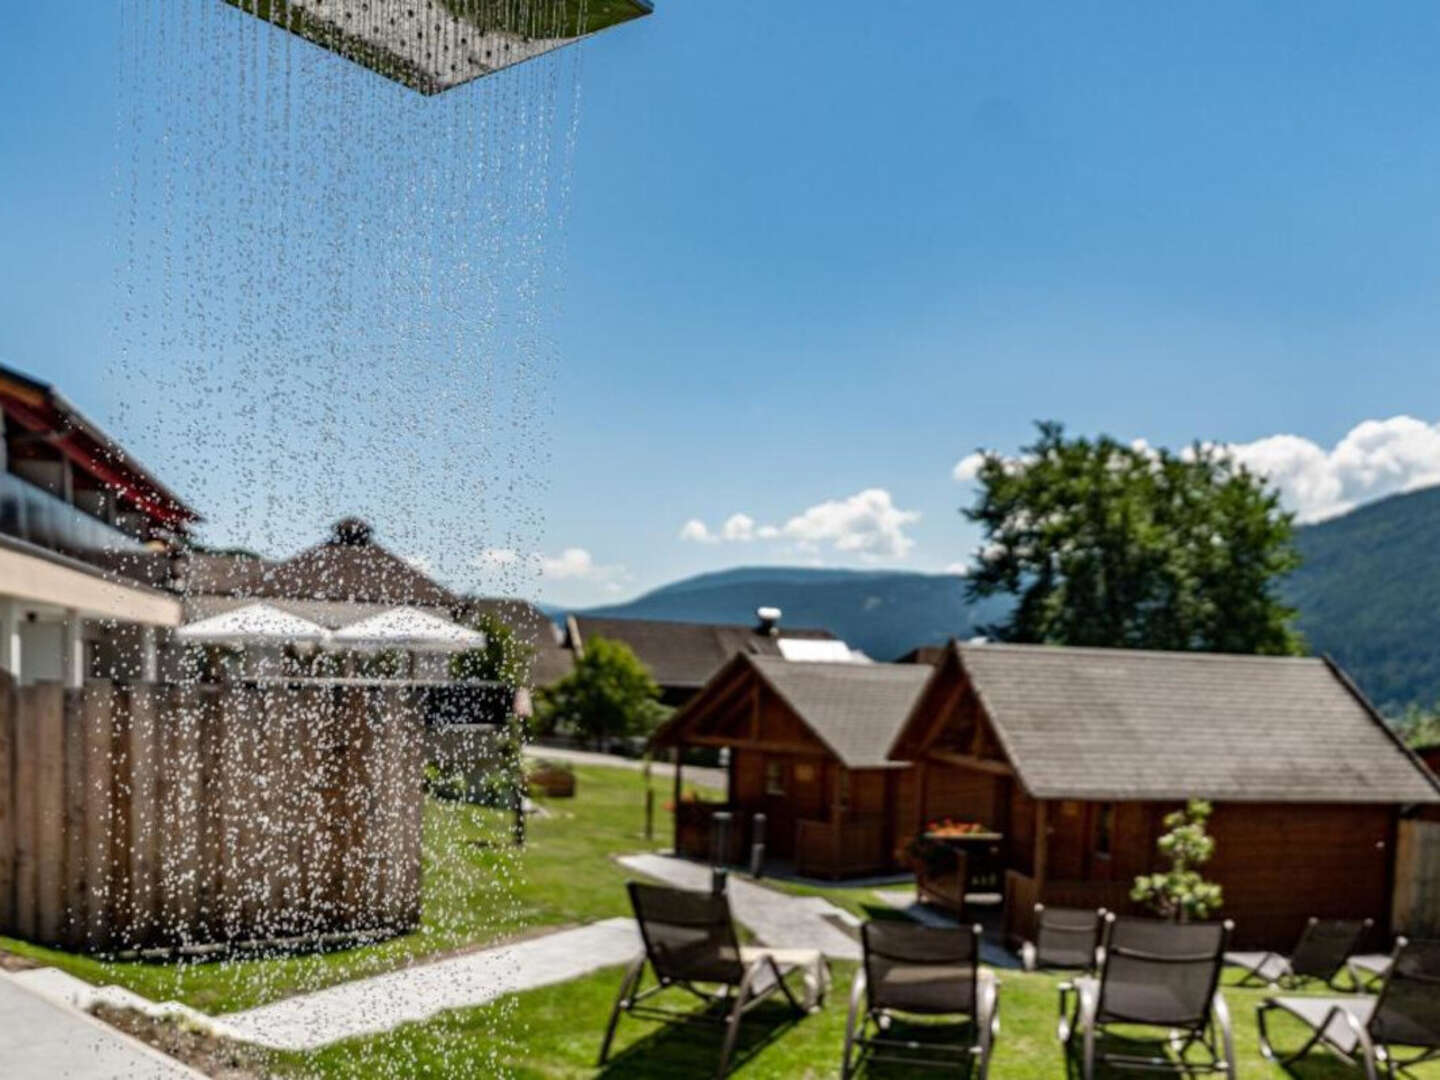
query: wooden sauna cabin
[
  {"left": 886, "top": 641, "right": 1440, "bottom": 951},
  {"left": 649, "top": 653, "right": 932, "bottom": 879}
]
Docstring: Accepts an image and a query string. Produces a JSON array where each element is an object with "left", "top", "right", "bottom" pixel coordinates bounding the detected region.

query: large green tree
[
  {"left": 535, "top": 635, "right": 666, "bottom": 747},
  {"left": 963, "top": 422, "right": 1304, "bottom": 655}
]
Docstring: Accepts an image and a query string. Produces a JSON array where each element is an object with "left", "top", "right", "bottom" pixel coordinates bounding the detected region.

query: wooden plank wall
[
  {"left": 1204, "top": 803, "right": 1391, "bottom": 950},
  {"left": 0, "top": 675, "right": 424, "bottom": 954},
  {"left": 1393, "top": 818, "right": 1440, "bottom": 938}
]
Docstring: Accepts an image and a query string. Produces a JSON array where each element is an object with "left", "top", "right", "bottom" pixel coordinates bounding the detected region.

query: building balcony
[{"left": 0, "top": 470, "right": 147, "bottom": 569}]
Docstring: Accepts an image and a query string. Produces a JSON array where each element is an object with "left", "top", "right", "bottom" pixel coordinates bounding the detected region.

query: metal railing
[{"left": 0, "top": 471, "right": 146, "bottom": 564}]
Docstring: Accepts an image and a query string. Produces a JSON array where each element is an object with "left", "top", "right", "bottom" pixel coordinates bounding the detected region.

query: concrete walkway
[
  {"left": 618, "top": 853, "right": 861, "bottom": 960},
  {"left": 523, "top": 745, "right": 727, "bottom": 790},
  {"left": 220, "top": 917, "right": 642, "bottom": 1051},
  {"left": 0, "top": 970, "right": 201, "bottom": 1079}
]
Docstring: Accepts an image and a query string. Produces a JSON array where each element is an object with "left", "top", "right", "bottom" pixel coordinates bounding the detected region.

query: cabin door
[
  {"left": 760, "top": 758, "right": 797, "bottom": 859},
  {"left": 759, "top": 756, "right": 826, "bottom": 861}
]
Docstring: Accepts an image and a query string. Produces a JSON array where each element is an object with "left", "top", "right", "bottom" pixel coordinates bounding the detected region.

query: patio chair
[
  {"left": 598, "top": 881, "right": 808, "bottom": 1078},
  {"left": 1257, "top": 937, "right": 1440, "bottom": 1080},
  {"left": 1225, "top": 916, "right": 1373, "bottom": 988},
  {"left": 1021, "top": 904, "right": 1107, "bottom": 973},
  {"left": 1057, "top": 914, "right": 1236, "bottom": 1080},
  {"left": 841, "top": 920, "right": 999, "bottom": 1079}
]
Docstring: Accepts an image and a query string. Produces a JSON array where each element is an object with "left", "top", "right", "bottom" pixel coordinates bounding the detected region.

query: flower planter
[{"left": 528, "top": 765, "right": 576, "bottom": 798}]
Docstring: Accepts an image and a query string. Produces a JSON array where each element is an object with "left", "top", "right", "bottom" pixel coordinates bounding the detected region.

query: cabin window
[
  {"left": 765, "top": 760, "right": 786, "bottom": 796},
  {"left": 1095, "top": 803, "right": 1115, "bottom": 858}
]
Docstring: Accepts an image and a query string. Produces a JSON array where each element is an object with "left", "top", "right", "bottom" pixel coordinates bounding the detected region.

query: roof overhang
[
  {"left": 0, "top": 535, "right": 183, "bottom": 627},
  {"left": 0, "top": 366, "right": 199, "bottom": 532}
]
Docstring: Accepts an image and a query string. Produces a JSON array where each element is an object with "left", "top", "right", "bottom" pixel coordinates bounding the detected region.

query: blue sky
[{"left": 3, "top": 2, "right": 1440, "bottom": 605}]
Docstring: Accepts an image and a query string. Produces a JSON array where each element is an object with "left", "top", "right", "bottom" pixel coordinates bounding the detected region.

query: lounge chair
[
  {"left": 1225, "top": 916, "right": 1373, "bottom": 988},
  {"left": 1257, "top": 937, "right": 1440, "bottom": 1080},
  {"left": 842, "top": 920, "right": 999, "bottom": 1079},
  {"left": 1021, "top": 903, "right": 1106, "bottom": 973},
  {"left": 1058, "top": 914, "right": 1236, "bottom": 1080},
  {"left": 598, "top": 881, "right": 808, "bottom": 1078}
]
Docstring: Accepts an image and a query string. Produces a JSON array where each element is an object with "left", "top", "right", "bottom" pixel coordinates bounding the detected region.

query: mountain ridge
[{"left": 567, "top": 486, "right": 1440, "bottom": 713}]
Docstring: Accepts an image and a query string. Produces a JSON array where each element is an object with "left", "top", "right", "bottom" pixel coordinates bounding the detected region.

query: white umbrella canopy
[
  {"left": 330, "top": 607, "right": 485, "bottom": 653},
  {"left": 176, "top": 603, "right": 331, "bottom": 647}
]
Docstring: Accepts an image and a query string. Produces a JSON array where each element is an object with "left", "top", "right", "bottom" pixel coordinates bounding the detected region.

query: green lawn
[
  {"left": 1, "top": 765, "right": 712, "bottom": 1014},
  {"left": 6, "top": 762, "right": 1437, "bottom": 1079},
  {"left": 270, "top": 961, "right": 1432, "bottom": 1079}
]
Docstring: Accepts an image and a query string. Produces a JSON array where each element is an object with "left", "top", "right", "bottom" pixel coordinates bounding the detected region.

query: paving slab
[
  {"left": 0, "top": 970, "right": 201, "bottom": 1079},
  {"left": 619, "top": 852, "right": 862, "bottom": 960},
  {"left": 220, "top": 917, "right": 642, "bottom": 1051}
]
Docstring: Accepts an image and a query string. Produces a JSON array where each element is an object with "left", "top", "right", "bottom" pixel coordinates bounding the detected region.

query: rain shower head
[{"left": 224, "top": 0, "right": 654, "bottom": 95}]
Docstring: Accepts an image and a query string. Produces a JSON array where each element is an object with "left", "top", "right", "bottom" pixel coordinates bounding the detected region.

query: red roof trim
[{"left": 0, "top": 392, "right": 195, "bottom": 530}]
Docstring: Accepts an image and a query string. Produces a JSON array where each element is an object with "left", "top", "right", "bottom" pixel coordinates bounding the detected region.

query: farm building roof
[
  {"left": 892, "top": 641, "right": 1440, "bottom": 804},
  {"left": 652, "top": 653, "right": 933, "bottom": 770}
]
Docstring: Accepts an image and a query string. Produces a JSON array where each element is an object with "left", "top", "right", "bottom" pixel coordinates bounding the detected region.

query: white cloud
[
  {"left": 539, "top": 547, "right": 610, "bottom": 581},
  {"left": 679, "top": 519, "right": 715, "bottom": 543},
  {"left": 1225, "top": 416, "right": 1440, "bottom": 522},
  {"left": 944, "top": 561, "right": 973, "bottom": 576},
  {"left": 475, "top": 547, "right": 521, "bottom": 568},
  {"left": 474, "top": 546, "right": 628, "bottom": 584},
  {"left": 679, "top": 488, "right": 921, "bottom": 562},
  {"left": 721, "top": 513, "right": 758, "bottom": 542},
  {"left": 952, "top": 452, "right": 987, "bottom": 483}
]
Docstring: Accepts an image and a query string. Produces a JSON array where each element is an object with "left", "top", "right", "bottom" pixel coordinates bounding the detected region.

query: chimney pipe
[{"left": 756, "top": 606, "right": 782, "bottom": 636}]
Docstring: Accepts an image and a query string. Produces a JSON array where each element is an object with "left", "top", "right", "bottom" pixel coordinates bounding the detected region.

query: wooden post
[
  {"left": 62, "top": 688, "right": 87, "bottom": 948},
  {"left": 1034, "top": 799, "right": 1050, "bottom": 895},
  {"left": 258, "top": 684, "right": 291, "bottom": 934},
  {"left": 107, "top": 690, "right": 133, "bottom": 949},
  {"left": 336, "top": 686, "right": 367, "bottom": 931},
  {"left": 162, "top": 684, "right": 202, "bottom": 946},
  {"left": 645, "top": 788, "right": 655, "bottom": 841},
  {"left": 127, "top": 684, "right": 161, "bottom": 949},
  {"left": 672, "top": 748, "right": 684, "bottom": 853},
  {"left": 216, "top": 683, "right": 250, "bottom": 940},
  {"left": 511, "top": 714, "right": 526, "bottom": 849},
  {"left": 11, "top": 684, "right": 37, "bottom": 941},
  {"left": 32, "top": 684, "right": 66, "bottom": 945},
  {"left": 916, "top": 760, "right": 930, "bottom": 831},
  {"left": 398, "top": 687, "right": 424, "bottom": 927},
  {"left": 196, "top": 685, "right": 226, "bottom": 943},
  {"left": 82, "top": 686, "right": 114, "bottom": 952},
  {"left": 377, "top": 686, "right": 410, "bottom": 929}
]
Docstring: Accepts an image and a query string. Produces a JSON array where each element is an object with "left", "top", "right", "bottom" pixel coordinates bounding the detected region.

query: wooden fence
[
  {"left": 1394, "top": 818, "right": 1440, "bottom": 939},
  {"left": 0, "top": 676, "right": 424, "bottom": 954}
]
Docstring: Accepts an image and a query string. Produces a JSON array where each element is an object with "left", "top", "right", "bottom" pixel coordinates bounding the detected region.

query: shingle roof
[
  {"left": 570, "top": 615, "right": 837, "bottom": 691},
  {"left": 256, "top": 540, "right": 459, "bottom": 607},
  {"left": 746, "top": 656, "right": 934, "bottom": 769},
  {"left": 940, "top": 642, "right": 1440, "bottom": 803}
]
